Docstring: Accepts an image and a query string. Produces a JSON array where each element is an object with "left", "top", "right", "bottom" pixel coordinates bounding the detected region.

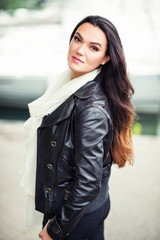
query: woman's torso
[{"left": 35, "top": 74, "right": 114, "bottom": 215}]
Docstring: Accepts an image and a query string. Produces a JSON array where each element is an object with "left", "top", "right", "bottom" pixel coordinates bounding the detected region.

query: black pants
[{"left": 43, "top": 196, "right": 110, "bottom": 240}]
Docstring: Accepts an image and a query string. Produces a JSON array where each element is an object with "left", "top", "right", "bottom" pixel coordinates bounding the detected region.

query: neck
[
  {"left": 70, "top": 68, "right": 100, "bottom": 80},
  {"left": 71, "top": 71, "right": 85, "bottom": 80}
]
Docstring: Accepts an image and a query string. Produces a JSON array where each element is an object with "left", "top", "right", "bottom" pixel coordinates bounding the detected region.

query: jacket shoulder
[{"left": 74, "top": 79, "right": 113, "bottom": 128}]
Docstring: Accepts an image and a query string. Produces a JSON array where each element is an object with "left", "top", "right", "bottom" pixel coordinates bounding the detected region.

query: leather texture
[{"left": 35, "top": 73, "right": 114, "bottom": 239}]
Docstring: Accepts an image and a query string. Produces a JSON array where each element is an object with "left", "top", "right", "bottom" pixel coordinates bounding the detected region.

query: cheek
[
  {"left": 68, "top": 42, "right": 77, "bottom": 55},
  {"left": 68, "top": 45, "right": 72, "bottom": 57},
  {"left": 87, "top": 53, "right": 105, "bottom": 65},
  {"left": 67, "top": 43, "right": 76, "bottom": 63}
]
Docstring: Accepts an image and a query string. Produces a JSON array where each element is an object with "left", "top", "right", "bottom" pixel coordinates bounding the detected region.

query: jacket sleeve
[{"left": 47, "top": 106, "right": 109, "bottom": 239}]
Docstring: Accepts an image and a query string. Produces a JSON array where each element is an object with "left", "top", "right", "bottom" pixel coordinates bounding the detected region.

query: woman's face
[{"left": 68, "top": 22, "right": 110, "bottom": 79}]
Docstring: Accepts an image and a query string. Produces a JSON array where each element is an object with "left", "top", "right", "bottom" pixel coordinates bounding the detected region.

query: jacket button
[
  {"left": 46, "top": 187, "right": 51, "bottom": 194},
  {"left": 51, "top": 141, "right": 56, "bottom": 147},
  {"left": 55, "top": 229, "right": 61, "bottom": 235},
  {"left": 47, "top": 163, "right": 53, "bottom": 169}
]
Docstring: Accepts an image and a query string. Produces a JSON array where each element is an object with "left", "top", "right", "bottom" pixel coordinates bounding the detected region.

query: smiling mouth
[{"left": 72, "top": 56, "right": 84, "bottom": 63}]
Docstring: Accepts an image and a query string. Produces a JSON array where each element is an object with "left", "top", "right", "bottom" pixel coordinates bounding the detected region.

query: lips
[{"left": 72, "top": 56, "right": 84, "bottom": 63}]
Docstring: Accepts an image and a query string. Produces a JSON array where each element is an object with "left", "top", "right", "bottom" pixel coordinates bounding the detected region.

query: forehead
[{"left": 76, "top": 22, "right": 107, "bottom": 45}]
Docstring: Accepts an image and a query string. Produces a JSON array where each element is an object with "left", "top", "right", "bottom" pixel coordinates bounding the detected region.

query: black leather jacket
[{"left": 35, "top": 73, "right": 114, "bottom": 239}]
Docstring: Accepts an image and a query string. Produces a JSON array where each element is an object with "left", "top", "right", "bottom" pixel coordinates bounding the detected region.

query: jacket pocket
[{"left": 56, "top": 148, "right": 75, "bottom": 187}]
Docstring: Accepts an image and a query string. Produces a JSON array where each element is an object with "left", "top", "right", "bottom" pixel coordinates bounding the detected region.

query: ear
[{"left": 101, "top": 55, "right": 110, "bottom": 65}]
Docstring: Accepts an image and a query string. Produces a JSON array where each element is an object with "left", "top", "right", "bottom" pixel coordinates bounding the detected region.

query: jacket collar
[
  {"left": 40, "top": 73, "right": 101, "bottom": 127},
  {"left": 40, "top": 95, "right": 75, "bottom": 127},
  {"left": 74, "top": 73, "right": 101, "bottom": 99}
]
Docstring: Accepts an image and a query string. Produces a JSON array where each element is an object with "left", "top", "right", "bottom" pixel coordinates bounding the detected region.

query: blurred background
[
  {"left": 0, "top": 0, "right": 160, "bottom": 134},
  {"left": 0, "top": 0, "right": 160, "bottom": 239}
]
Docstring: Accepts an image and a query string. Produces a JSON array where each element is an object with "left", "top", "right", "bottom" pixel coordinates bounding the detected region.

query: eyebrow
[{"left": 75, "top": 32, "right": 102, "bottom": 48}]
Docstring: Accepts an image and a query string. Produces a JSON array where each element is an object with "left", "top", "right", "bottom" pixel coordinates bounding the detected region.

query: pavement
[{"left": 0, "top": 120, "right": 160, "bottom": 240}]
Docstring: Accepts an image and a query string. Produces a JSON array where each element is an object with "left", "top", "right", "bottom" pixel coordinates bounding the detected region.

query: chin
[{"left": 68, "top": 63, "right": 82, "bottom": 72}]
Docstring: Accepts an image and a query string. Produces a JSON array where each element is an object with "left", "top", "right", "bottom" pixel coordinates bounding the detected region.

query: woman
[{"left": 23, "top": 15, "right": 135, "bottom": 240}]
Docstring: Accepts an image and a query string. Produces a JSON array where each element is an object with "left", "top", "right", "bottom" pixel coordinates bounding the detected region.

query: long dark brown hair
[{"left": 70, "top": 15, "right": 136, "bottom": 168}]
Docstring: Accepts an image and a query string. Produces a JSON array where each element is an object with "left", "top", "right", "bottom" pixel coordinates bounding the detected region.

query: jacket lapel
[
  {"left": 41, "top": 95, "right": 75, "bottom": 127},
  {"left": 40, "top": 74, "right": 100, "bottom": 127}
]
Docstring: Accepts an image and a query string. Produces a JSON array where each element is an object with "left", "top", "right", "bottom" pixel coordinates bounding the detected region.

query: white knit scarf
[{"left": 20, "top": 68, "right": 100, "bottom": 226}]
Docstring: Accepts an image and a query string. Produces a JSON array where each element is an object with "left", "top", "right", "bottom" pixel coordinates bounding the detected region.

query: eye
[
  {"left": 74, "top": 36, "right": 81, "bottom": 42},
  {"left": 90, "top": 46, "right": 99, "bottom": 51}
]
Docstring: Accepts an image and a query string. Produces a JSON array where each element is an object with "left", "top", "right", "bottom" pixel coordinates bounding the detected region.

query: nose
[{"left": 77, "top": 44, "right": 86, "bottom": 56}]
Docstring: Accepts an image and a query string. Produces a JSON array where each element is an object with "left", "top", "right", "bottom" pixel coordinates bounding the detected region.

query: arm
[{"left": 47, "top": 106, "right": 109, "bottom": 239}]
